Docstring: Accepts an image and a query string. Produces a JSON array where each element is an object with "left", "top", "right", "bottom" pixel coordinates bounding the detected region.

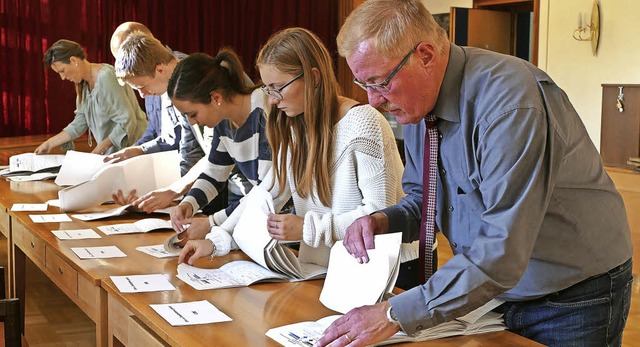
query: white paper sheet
[
  {"left": 71, "top": 204, "right": 131, "bottom": 221},
  {"left": 111, "top": 274, "right": 176, "bottom": 293},
  {"left": 319, "top": 232, "right": 402, "bottom": 314},
  {"left": 233, "top": 186, "right": 275, "bottom": 268},
  {"left": 52, "top": 229, "right": 102, "bottom": 240},
  {"left": 29, "top": 214, "right": 72, "bottom": 223},
  {"left": 136, "top": 244, "right": 178, "bottom": 258},
  {"left": 150, "top": 300, "right": 232, "bottom": 326},
  {"left": 55, "top": 150, "right": 109, "bottom": 186},
  {"left": 71, "top": 246, "right": 127, "bottom": 259},
  {"left": 58, "top": 151, "right": 181, "bottom": 212},
  {"left": 98, "top": 218, "right": 172, "bottom": 235},
  {"left": 11, "top": 203, "right": 48, "bottom": 212},
  {"left": 9, "top": 153, "right": 64, "bottom": 172}
]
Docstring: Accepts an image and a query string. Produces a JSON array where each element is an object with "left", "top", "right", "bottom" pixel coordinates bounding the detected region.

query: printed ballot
[
  {"left": 111, "top": 274, "right": 176, "bottom": 293},
  {"left": 176, "top": 186, "right": 326, "bottom": 291},
  {"left": 150, "top": 300, "right": 232, "bottom": 326},
  {"left": 71, "top": 246, "right": 127, "bottom": 259},
  {"left": 52, "top": 229, "right": 101, "bottom": 240},
  {"left": 98, "top": 218, "right": 172, "bottom": 235},
  {"left": 267, "top": 300, "right": 506, "bottom": 347},
  {"left": 4, "top": 153, "right": 64, "bottom": 176}
]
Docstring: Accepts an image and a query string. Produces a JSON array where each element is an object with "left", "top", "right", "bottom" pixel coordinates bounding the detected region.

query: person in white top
[{"left": 178, "top": 27, "right": 420, "bottom": 287}]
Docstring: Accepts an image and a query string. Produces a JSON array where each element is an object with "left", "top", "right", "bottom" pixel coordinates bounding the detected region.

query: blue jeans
[{"left": 502, "top": 258, "right": 633, "bottom": 347}]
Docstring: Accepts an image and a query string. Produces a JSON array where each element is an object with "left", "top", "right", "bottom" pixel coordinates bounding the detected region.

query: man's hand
[
  {"left": 267, "top": 213, "right": 304, "bottom": 241},
  {"left": 316, "top": 302, "right": 400, "bottom": 347},
  {"left": 342, "top": 213, "right": 388, "bottom": 264},
  {"left": 171, "top": 203, "right": 194, "bottom": 233},
  {"left": 174, "top": 216, "right": 211, "bottom": 248},
  {"left": 133, "top": 188, "right": 179, "bottom": 213},
  {"left": 103, "top": 146, "right": 144, "bottom": 163}
]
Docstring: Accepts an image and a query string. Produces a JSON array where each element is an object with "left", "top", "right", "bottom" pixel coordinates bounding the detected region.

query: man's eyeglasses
[
  {"left": 261, "top": 73, "right": 304, "bottom": 101},
  {"left": 353, "top": 44, "right": 419, "bottom": 94}
]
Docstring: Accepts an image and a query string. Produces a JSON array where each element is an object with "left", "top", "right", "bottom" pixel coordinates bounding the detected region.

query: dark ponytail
[{"left": 168, "top": 48, "right": 254, "bottom": 104}]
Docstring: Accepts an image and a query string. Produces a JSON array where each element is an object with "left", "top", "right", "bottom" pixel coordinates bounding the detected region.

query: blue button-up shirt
[{"left": 384, "top": 44, "right": 632, "bottom": 334}]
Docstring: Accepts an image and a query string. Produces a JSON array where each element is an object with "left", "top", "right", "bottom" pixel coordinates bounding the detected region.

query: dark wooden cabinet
[{"left": 600, "top": 84, "right": 640, "bottom": 168}]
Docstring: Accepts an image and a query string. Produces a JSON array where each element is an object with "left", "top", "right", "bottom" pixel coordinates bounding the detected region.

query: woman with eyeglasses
[
  {"left": 178, "top": 28, "right": 419, "bottom": 288},
  {"left": 168, "top": 49, "right": 273, "bottom": 245},
  {"left": 35, "top": 39, "right": 147, "bottom": 155}
]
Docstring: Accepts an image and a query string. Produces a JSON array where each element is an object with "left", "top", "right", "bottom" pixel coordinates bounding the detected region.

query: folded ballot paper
[
  {"left": 58, "top": 151, "right": 180, "bottom": 212},
  {"left": 177, "top": 186, "right": 326, "bottom": 291},
  {"left": 71, "top": 204, "right": 176, "bottom": 221},
  {"left": 1, "top": 153, "right": 65, "bottom": 177},
  {"left": 267, "top": 299, "right": 506, "bottom": 347},
  {"left": 319, "top": 232, "right": 402, "bottom": 314},
  {"left": 232, "top": 185, "right": 327, "bottom": 281}
]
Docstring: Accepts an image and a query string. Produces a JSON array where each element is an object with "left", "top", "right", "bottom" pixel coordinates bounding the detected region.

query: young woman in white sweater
[{"left": 178, "top": 28, "right": 421, "bottom": 288}]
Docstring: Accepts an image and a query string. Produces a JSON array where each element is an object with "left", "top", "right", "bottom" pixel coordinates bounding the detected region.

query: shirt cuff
[{"left": 205, "top": 226, "right": 237, "bottom": 256}]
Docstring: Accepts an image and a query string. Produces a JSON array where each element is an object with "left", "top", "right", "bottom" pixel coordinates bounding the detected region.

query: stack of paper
[
  {"left": 232, "top": 186, "right": 326, "bottom": 281},
  {"left": 0, "top": 153, "right": 65, "bottom": 179}
]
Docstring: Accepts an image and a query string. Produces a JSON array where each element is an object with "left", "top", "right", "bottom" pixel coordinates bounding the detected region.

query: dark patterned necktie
[{"left": 419, "top": 114, "right": 438, "bottom": 283}]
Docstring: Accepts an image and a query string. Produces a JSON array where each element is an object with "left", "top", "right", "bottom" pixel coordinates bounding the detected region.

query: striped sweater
[
  {"left": 181, "top": 90, "right": 271, "bottom": 223},
  {"left": 211, "top": 104, "right": 418, "bottom": 266}
]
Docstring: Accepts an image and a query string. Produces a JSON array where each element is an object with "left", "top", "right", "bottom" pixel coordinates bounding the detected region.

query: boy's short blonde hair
[{"left": 114, "top": 31, "right": 175, "bottom": 82}]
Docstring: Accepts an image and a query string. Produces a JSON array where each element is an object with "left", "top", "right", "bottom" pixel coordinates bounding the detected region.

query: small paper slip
[
  {"left": 11, "top": 203, "right": 48, "bottom": 212},
  {"left": 29, "top": 214, "right": 72, "bottom": 223},
  {"left": 72, "top": 204, "right": 131, "bottom": 221},
  {"left": 136, "top": 245, "right": 178, "bottom": 258},
  {"left": 150, "top": 300, "right": 232, "bottom": 326},
  {"left": 52, "top": 229, "right": 102, "bottom": 240},
  {"left": 71, "top": 246, "right": 127, "bottom": 259},
  {"left": 111, "top": 274, "right": 176, "bottom": 293}
]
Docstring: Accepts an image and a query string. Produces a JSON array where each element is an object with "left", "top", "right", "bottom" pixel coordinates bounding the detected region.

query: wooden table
[
  {"left": 103, "top": 266, "right": 543, "bottom": 347},
  {"left": 0, "top": 178, "right": 543, "bottom": 347},
  {"left": 0, "top": 134, "right": 93, "bottom": 165}
]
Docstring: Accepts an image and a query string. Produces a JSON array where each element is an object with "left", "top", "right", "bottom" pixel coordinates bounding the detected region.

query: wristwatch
[{"left": 386, "top": 305, "right": 400, "bottom": 326}]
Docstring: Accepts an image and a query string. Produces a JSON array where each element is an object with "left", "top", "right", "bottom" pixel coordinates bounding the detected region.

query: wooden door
[{"left": 451, "top": 8, "right": 512, "bottom": 55}]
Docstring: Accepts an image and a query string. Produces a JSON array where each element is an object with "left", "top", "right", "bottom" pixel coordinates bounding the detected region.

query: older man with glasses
[{"left": 316, "top": 1, "right": 633, "bottom": 347}]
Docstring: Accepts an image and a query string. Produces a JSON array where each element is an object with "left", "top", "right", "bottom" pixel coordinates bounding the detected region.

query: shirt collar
[{"left": 431, "top": 43, "right": 464, "bottom": 123}]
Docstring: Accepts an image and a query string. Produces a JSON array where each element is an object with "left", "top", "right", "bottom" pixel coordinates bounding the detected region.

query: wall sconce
[{"left": 573, "top": 0, "right": 600, "bottom": 55}]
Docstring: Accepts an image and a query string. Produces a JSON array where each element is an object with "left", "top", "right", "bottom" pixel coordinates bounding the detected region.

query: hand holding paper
[{"left": 320, "top": 232, "right": 402, "bottom": 314}]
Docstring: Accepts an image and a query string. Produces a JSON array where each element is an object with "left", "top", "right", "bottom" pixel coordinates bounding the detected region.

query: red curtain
[{"left": 0, "top": 0, "right": 339, "bottom": 137}]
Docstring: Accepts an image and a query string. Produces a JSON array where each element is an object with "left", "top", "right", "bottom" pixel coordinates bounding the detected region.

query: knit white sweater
[{"left": 208, "top": 104, "right": 418, "bottom": 266}]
